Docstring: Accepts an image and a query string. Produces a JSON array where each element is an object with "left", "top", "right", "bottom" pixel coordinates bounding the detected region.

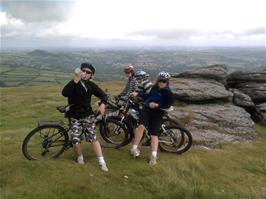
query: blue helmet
[{"left": 135, "top": 70, "right": 147, "bottom": 78}]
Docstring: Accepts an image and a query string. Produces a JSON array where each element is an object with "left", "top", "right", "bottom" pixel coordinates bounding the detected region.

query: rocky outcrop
[
  {"left": 230, "top": 88, "right": 264, "bottom": 122},
  {"left": 256, "top": 103, "right": 266, "bottom": 122},
  {"left": 230, "top": 88, "right": 254, "bottom": 107},
  {"left": 170, "top": 64, "right": 257, "bottom": 147},
  {"left": 172, "top": 64, "right": 228, "bottom": 84},
  {"left": 227, "top": 68, "right": 266, "bottom": 103},
  {"left": 171, "top": 78, "right": 233, "bottom": 102},
  {"left": 170, "top": 104, "right": 255, "bottom": 146}
]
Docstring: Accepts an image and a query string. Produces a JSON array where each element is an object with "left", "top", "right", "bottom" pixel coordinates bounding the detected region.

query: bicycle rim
[
  {"left": 159, "top": 125, "right": 192, "bottom": 154},
  {"left": 22, "top": 125, "right": 68, "bottom": 160}
]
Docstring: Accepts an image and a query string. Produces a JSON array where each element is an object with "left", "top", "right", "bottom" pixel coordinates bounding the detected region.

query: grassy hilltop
[{"left": 0, "top": 83, "right": 266, "bottom": 199}]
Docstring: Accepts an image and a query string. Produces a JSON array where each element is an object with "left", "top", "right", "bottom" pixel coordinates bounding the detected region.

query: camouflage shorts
[{"left": 70, "top": 115, "right": 96, "bottom": 144}]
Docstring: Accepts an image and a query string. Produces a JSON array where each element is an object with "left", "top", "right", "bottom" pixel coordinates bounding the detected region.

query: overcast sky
[{"left": 1, "top": 0, "right": 265, "bottom": 48}]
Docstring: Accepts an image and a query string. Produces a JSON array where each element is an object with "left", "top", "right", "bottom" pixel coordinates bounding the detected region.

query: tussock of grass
[{"left": 1, "top": 84, "right": 266, "bottom": 199}]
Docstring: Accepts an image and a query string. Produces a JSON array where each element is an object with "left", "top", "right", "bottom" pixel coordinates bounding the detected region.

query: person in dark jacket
[
  {"left": 130, "top": 71, "right": 174, "bottom": 165},
  {"left": 62, "top": 62, "right": 108, "bottom": 171}
]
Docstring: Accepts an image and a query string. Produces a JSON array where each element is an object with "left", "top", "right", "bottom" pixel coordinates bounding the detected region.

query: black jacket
[{"left": 62, "top": 80, "right": 108, "bottom": 119}]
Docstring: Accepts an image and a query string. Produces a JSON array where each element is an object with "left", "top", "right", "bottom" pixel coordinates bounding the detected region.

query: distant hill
[
  {"left": 1, "top": 47, "right": 265, "bottom": 86},
  {"left": 27, "top": 49, "right": 56, "bottom": 57}
]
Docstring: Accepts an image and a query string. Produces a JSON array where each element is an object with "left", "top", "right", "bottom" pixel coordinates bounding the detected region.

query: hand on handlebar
[
  {"left": 130, "top": 92, "right": 138, "bottom": 97},
  {"left": 97, "top": 103, "right": 106, "bottom": 115},
  {"left": 149, "top": 102, "right": 159, "bottom": 109}
]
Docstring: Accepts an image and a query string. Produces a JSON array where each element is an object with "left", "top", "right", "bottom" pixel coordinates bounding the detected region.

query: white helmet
[{"left": 158, "top": 71, "right": 171, "bottom": 80}]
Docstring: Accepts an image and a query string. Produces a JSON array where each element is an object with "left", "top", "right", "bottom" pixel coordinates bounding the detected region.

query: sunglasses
[
  {"left": 82, "top": 70, "right": 93, "bottom": 74},
  {"left": 158, "top": 79, "right": 168, "bottom": 83}
]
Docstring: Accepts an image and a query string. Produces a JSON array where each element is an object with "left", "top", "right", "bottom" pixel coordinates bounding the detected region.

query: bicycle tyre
[
  {"left": 99, "top": 117, "right": 129, "bottom": 148},
  {"left": 159, "top": 125, "right": 192, "bottom": 154},
  {"left": 22, "top": 125, "right": 69, "bottom": 160}
]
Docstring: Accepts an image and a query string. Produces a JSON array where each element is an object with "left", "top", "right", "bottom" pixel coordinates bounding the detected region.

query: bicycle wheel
[
  {"left": 99, "top": 117, "right": 129, "bottom": 148},
  {"left": 22, "top": 125, "right": 69, "bottom": 160},
  {"left": 159, "top": 125, "right": 192, "bottom": 154},
  {"left": 162, "top": 117, "right": 179, "bottom": 126}
]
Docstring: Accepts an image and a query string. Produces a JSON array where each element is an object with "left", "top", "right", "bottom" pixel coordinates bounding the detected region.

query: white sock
[
  {"left": 132, "top": 145, "right": 138, "bottom": 150},
  {"left": 151, "top": 151, "right": 157, "bottom": 159},
  {"left": 77, "top": 154, "right": 84, "bottom": 161},
  {"left": 98, "top": 156, "right": 105, "bottom": 165}
]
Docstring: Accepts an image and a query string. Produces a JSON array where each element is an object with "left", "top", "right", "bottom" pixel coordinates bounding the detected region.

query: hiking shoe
[
  {"left": 149, "top": 156, "right": 157, "bottom": 166},
  {"left": 130, "top": 148, "right": 140, "bottom": 158},
  {"left": 99, "top": 163, "right": 108, "bottom": 172}
]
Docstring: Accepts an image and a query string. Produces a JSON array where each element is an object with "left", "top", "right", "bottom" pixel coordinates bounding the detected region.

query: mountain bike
[
  {"left": 22, "top": 105, "right": 128, "bottom": 160},
  {"left": 100, "top": 97, "right": 193, "bottom": 154}
]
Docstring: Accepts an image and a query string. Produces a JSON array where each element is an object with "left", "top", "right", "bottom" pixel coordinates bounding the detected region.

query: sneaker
[
  {"left": 99, "top": 163, "right": 108, "bottom": 172},
  {"left": 130, "top": 148, "right": 140, "bottom": 158},
  {"left": 149, "top": 156, "right": 157, "bottom": 166},
  {"left": 77, "top": 157, "right": 85, "bottom": 165}
]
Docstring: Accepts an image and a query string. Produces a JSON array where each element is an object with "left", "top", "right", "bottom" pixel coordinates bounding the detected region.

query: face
[
  {"left": 158, "top": 79, "right": 168, "bottom": 89},
  {"left": 81, "top": 68, "right": 93, "bottom": 80},
  {"left": 125, "top": 71, "right": 133, "bottom": 78},
  {"left": 136, "top": 76, "right": 144, "bottom": 83}
]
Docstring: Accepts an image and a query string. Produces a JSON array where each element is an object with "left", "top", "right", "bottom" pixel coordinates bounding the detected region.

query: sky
[{"left": 0, "top": 0, "right": 265, "bottom": 48}]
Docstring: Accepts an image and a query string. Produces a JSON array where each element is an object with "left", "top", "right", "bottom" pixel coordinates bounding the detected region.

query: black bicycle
[
  {"left": 99, "top": 97, "right": 193, "bottom": 154},
  {"left": 22, "top": 105, "right": 129, "bottom": 160}
]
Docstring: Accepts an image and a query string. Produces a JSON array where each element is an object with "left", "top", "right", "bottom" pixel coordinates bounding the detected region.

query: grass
[{"left": 0, "top": 84, "right": 266, "bottom": 199}]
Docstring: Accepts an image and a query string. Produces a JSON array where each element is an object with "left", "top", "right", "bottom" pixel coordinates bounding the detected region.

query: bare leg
[
  {"left": 73, "top": 143, "right": 82, "bottom": 157},
  {"left": 133, "top": 124, "right": 145, "bottom": 145},
  {"left": 150, "top": 135, "right": 158, "bottom": 153},
  {"left": 149, "top": 135, "right": 158, "bottom": 165},
  {"left": 92, "top": 140, "right": 108, "bottom": 171},
  {"left": 91, "top": 140, "right": 103, "bottom": 157}
]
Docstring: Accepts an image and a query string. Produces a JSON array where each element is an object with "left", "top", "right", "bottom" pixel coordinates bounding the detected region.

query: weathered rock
[
  {"left": 230, "top": 88, "right": 254, "bottom": 107},
  {"left": 171, "top": 78, "right": 233, "bottom": 102},
  {"left": 256, "top": 102, "right": 266, "bottom": 122},
  {"left": 227, "top": 68, "right": 266, "bottom": 83},
  {"left": 227, "top": 68, "right": 266, "bottom": 103},
  {"left": 172, "top": 64, "right": 228, "bottom": 84},
  {"left": 230, "top": 82, "right": 266, "bottom": 103},
  {"left": 169, "top": 104, "right": 256, "bottom": 147},
  {"left": 230, "top": 88, "right": 264, "bottom": 122}
]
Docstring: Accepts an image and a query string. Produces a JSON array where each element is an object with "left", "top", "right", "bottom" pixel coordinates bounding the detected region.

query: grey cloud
[
  {"left": 211, "top": 27, "right": 265, "bottom": 37},
  {"left": 1, "top": 1, "right": 75, "bottom": 23},
  {"left": 128, "top": 27, "right": 265, "bottom": 41},
  {"left": 242, "top": 27, "right": 265, "bottom": 36},
  {"left": 128, "top": 29, "right": 199, "bottom": 40}
]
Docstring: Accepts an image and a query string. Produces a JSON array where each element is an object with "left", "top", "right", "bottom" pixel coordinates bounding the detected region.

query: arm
[
  {"left": 125, "top": 78, "right": 138, "bottom": 97},
  {"left": 119, "top": 80, "right": 129, "bottom": 96},
  {"left": 62, "top": 80, "right": 77, "bottom": 97},
  {"left": 158, "top": 90, "right": 174, "bottom": 109},
  {"left": 129, "top": 78, "right": 138, "bottom": 93},
  {"left": 92, "top": 82, "right": 108, "bottom": 105}
]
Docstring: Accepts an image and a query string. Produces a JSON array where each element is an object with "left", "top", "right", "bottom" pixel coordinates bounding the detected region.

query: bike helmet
[
  {"left": 158, "top": 71, "right": 171, "bottom": 80},
  {"left": 80, "top": 62, "right": 96, "bottom": 74},
  {"left": 124, "top": 64, "right": 134, "bottom": 74},
  {"left": 135, "top": 70, "right": 147, "bottom": 78}
]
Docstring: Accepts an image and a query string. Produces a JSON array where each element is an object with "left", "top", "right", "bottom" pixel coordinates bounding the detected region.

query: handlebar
[{"left": 56, "top": 105, "right": 102, "bottom": 118}]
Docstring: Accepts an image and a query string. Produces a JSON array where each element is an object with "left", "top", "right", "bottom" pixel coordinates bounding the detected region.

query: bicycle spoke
[{"left": 23, "top": 125, "right": 68, "bottom": 160}]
